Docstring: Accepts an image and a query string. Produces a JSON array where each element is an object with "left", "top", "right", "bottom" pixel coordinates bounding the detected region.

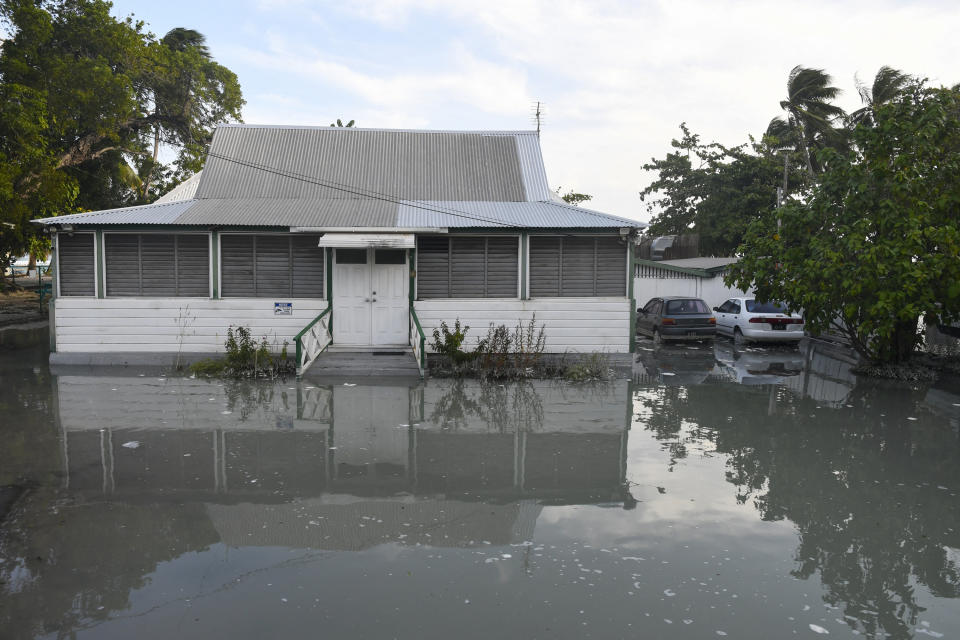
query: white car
[{"left": 713, "top": 297, "right": 804, "bottom": 344}]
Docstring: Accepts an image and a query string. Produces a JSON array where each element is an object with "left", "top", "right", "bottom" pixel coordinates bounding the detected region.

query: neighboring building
[
  {"left": 633, "top": 256, "right": 753, "bottom": 309},
  {"left": 35, "top": 125, "right": 645, "bottom": 373}
]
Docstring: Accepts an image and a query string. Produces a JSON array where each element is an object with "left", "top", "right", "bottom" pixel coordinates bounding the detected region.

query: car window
[
  {"left": 650, "top": 301, "right": 662, "bottom": 316},
  {"left": 718, "top": 300, "right": 734, "bottom": 313},
  {"left": 745, "top": 300, "right": 790, "bottom": 313},
  {"left": 665, "top": 299, "right": 709, "bottom": 314},
  {"left": 731, "top": 301, "right": 741, "bottom": 314},
  {"left": 643, "top": 299, "right": 658, "bottom": 313}
]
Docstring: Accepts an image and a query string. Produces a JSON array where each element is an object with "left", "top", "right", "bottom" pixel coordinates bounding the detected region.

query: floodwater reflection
[{"left": 1, "top": 342, "right": 959, "bottom": 640}]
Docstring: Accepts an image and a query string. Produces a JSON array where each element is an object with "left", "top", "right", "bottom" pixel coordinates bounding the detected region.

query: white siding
[
  {"left": 633, "top": 271, "right": 753, "bottom": 309},
  {"left": 414, "top": 298, "right": 630, "bottom": 353},
  {"left": 54, "top": 297, "right": 328, "bottom": 353}
]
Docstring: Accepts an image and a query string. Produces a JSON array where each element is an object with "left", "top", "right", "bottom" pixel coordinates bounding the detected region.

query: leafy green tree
[
  {"left": 769, "top": 65, "right": 847, "bottom": 176},
  {"left": 640, "top": 124, "right": 805, "bottom": 256},
  {"left": 0, "top": 0, "right": 243, "bottom": 285},
  {"left": 728, "top": 85, "right": 960, "bottom": 363},
  {"left": 330, "top": 118, "right": 355, "bottom": 127},
  {"left": 555, "top": 187, "right": 592, "bottom": 206}
]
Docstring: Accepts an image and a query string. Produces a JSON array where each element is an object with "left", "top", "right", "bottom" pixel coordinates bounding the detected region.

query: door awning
[{"left": 316, "top": 233, "right": 415, "bottom": 249}]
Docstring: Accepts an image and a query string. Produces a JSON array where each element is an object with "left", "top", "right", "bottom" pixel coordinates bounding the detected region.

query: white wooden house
[{"left": 35, "top": 125, "right": 645, "bottom": 375}]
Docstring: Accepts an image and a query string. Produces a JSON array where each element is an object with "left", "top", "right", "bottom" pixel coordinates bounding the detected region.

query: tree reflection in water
[{"left": 635, "top": 373, "right": 960, "bottom": 639}]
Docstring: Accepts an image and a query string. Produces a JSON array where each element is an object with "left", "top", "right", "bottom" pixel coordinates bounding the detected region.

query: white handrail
[
  {"left": 296, "top": 308, "right": 332, "bottom": 377},
  {"left": 409, "top": 307, "right": 426, "bottom": 378}
]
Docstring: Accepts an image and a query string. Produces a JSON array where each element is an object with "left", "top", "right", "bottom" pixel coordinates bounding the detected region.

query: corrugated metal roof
[
  {"left": 33, "top": 200, "right": 196, "bottom": 225},
  {"left": 514, "top": 133, "right": 553, "bottom": 200},
  {"left": 397, "top": 200, "right": 645, "bottom": 229},
  {"left": 659, "top": 257, "right": 739, "bottom": 270},
  {"left": 196, "top": 126, "right": 528, "bottom": 201},
  {"left": 154, "top": 171, "right": 203, "bottom": 203},
  {"left": 174, "top": 198, "right": 396, "bottom": 227},
  {"left": 33, "top": 125, "right": 646, "bottom": 230}
]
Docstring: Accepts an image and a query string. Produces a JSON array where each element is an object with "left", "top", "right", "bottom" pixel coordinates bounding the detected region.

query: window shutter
[
  {"left": 175, "top": 235, "right": 210, "bottom": 296},
  {"left": 140, "top": 235, "right": 177, "bottom": 297},
  {"left": 529, "top": 237, "right": 561, "bottom": 297},
  {"left": 105, "top": 235, "right": 140, "bottom": 296},
  {"left": 58, "top": 233, "right": 96, "bottom": 296},
  {"left": 560, "top": 237, "right": 596, "bottom": 296},
  {"left": 450, "top": 237, "right": 485, "bottom": 297},
  {"left": 485, "top": 237, "right": 518, "bottom": 297},
  {"left": 292, "top": 235, "right": 324, "bottom": 297},
  {"left": 416, "top": 237, "right": 450, "bottom": 299},
  {"left": 221, "top": 235, "right": 255, "bottom": 297},
  {"left": 254, "top": 235, "right": 292, "bottom": 297},
  {"left": 594, "top": 237, "right": 626, "bottom": 296}
]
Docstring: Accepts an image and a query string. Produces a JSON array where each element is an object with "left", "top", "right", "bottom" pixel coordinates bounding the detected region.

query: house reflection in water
[{"left": 55, "top": 374, "right": 633, "bottom": 550}]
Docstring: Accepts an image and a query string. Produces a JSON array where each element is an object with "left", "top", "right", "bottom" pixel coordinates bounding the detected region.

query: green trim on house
[
  {"left": 520, "top": 231, "right": 528, "bottom": 300},
  {"left": 408, "top": 247, "right": 416, "bottom": 308},
  {"left": 211, "top": 230, "right": 219, "bottom": 299},
  {"left": 325, "top": 249, "right": 334, "bottom": 338},
  {"left": 628, "top": 251, "right": 636, "bottom": 353},
  {"left": 95, "top": 231, "right": 105, "bottom": 298}
]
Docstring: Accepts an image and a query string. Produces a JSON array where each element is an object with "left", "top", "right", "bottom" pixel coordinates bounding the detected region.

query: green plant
[
  {"left": 564, "top": 352, "right": 613, "bottom": 382},
  {"left": 431, "top": 319, "right": 473, "bottom": 365},
  {"left": 189, "top": 358, "right": 226, "bottom": 377}
]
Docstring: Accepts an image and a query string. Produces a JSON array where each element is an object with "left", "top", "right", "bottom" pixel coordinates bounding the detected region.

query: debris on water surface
[
  {"left": 221, "top": 410, "right": 232, "bottom": 415},
  {"left": 121, "top": 441, "right": 140, "bottom": 449},
  {"left": 343, "top": 383, "right": 356, "bottom": 387},
  {"left": 809, "top": 624, "right": 829, "bottom": 634}
]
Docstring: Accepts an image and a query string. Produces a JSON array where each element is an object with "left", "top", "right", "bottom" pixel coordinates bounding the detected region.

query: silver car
[{"left": 713, "top": 297, "right": 804, "bottom": 345}]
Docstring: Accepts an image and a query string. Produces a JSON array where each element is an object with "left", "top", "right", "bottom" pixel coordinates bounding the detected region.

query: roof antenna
[{"left": 532, "top": 101, "right": 544, "bottom": 137}]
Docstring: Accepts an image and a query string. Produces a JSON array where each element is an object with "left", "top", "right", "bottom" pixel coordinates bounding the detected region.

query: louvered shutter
[
  {"left": 105, "top": 235, "right": 140, "bottom": 296},
  {"left": 450, "top": 237, "right": 485, "bottom": 297},
  {"left": 529, "top": 237, "right": 561, "bottom": 297},
  {"left": 416, "top": 237, "right": 450, "bottom": 299},
  {"left": 175, "top": 235, "right": 210, "bottom": 296},
  {"left": 595, "top": 237, "right": 626, "bottom": 296},
  {"left": 254, "top": 235, "right": 291, "bottom": 297},
  {"left": 560, "top": 237, "right": 596, "bottom": 296},
  {"left": 221, "top": 235, "right": 255, "bottom": 297},
  {"left": 140, "top": 235, "right": 176, "bottom": 297},
  {"left": 58, "top": 234, "right": 96, "bottom": 296},
  {"left": 485, "top": 237, "right": 518, "bottom": 297},
  {"left": 292, "top": 235, "right": 324, "bottom": 297}
]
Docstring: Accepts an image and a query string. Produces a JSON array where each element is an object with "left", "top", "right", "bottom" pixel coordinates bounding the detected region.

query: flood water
[{"left": 1, "top": 341, "right": 959, "bottom": 639}]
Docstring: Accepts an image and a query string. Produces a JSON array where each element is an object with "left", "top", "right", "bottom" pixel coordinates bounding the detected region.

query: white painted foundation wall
[
  {"left": 53, "top": 297, "right": 328, "bottom": 353},
  {"left": 633, "top": 274, "right": 753, "bottom": 309},
  {"left": 413, "top": 298, "right": 631, "bottom": 353}
]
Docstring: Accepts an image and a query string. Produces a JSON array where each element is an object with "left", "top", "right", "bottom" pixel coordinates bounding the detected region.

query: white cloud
[{"left": 222, "top": 0, "right": 960, "bottom": 221}]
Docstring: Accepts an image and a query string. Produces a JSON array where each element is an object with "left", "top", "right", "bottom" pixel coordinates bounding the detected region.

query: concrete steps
[{"left": 302, "top": 348, "right": 421, "bottom": 379}]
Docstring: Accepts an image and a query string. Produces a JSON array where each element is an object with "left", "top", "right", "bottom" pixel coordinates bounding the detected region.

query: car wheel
[
  {"left": 652, "top": 329, "right": 662, "bottom": 346},
  {"left": 733, "top": 327, "right": 745, "bottom": 346}
]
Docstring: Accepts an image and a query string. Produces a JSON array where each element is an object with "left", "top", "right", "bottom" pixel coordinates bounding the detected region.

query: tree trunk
[{"left": 874, "top": 318, "right": 919, "bottom": 364}]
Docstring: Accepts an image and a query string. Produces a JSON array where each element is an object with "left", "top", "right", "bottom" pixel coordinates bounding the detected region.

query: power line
[{"left": 203, "top": 149, "right": 521, "bottom": 228}]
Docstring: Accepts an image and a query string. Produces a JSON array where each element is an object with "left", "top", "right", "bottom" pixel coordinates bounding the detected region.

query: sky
[{"left": 108, "top": 0, "right": 960, "bottom": 222}]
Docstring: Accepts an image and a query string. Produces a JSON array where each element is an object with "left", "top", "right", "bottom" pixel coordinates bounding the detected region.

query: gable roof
[{"left": 34, "top": 125, "right": 645, "bottom": 230}]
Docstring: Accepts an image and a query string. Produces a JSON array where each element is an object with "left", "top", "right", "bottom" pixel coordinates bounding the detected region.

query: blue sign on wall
[{"left": 274, "top": 302, "right": 293, "bottom": 315}]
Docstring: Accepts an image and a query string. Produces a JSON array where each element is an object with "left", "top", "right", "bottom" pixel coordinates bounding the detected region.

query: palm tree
[
  {"left": 774, "top": 66, "right": 847, "bottom": 176},
  {"left": 141, "top": 29, "right": 212, "bottom": 197},
  {"left": 849, "top": 66, "right": 913, "bottom": 127}
]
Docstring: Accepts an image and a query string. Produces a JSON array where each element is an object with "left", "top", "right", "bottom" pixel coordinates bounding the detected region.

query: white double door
[{"left": 333, "top": 248, "right": 409, "bottom": 346}]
